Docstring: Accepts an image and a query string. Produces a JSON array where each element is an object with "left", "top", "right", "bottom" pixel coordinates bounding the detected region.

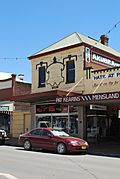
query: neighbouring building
[
  {"left": 13, "top": 32, "right": 120, "bottom": 141},
  {"left": 0, "top": 72, "right": 31, "bottom": 137}
]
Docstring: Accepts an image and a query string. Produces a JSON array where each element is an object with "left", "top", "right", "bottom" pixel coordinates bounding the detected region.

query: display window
[
  {"left": 36, "top": 114, "right": 78, "bottom": 135},
  {"left": 0, "top": 113, "right": 10, "bottom": 133}
]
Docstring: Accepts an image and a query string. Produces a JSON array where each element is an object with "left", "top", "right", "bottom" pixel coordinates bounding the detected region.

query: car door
[
  {"left": 40, "top": 129, "right": 56, "bottom": 150},
  {"left": 29, "top": 129, "right": 43, "bottom": 148}
]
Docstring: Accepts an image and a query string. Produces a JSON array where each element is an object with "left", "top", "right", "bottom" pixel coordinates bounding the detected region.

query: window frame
[
  {"left": 66, "top": 60, "right": 75, "bottom": 84},
  {"left": 38, "top": 66, "right": 46, "bottom": 87}
]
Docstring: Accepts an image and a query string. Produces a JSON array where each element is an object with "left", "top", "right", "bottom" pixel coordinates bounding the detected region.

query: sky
[{"left": 0, "top": 0, "right": 120, "bottom": 83}]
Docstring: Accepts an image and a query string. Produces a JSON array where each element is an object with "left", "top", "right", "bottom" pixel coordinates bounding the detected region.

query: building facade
[
  {"left": 0, "top": 73, "right": 31, "bottom": 137},
  {"left": 15, "top": 32, "right": 120, "bottom": 141}
]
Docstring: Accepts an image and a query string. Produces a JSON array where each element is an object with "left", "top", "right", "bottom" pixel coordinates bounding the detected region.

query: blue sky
[{"left": 0, "top": 0, "right": 120, "bottom": 82}]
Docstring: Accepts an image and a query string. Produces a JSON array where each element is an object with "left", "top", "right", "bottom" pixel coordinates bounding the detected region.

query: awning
[
  {"left": 10, "top": 90, "right": 78, "bottom": 103},
  {"left": 0, "top": 111, "right": 11, "bottom": 115}
]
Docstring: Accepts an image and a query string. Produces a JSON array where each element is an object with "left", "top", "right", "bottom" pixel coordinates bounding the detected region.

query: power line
[
  {"left": 106, "top": 20, "right": 120, "bottom": 35},
  {"left": 0, "top": 57, "right": 27, "bottom": 60}
]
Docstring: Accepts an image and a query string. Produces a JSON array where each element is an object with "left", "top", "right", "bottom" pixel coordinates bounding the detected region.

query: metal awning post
[{"left": 68, "top": 104, "right": 70, "bottom": 133}]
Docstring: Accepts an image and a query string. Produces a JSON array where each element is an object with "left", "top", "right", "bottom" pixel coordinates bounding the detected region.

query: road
[{"left": 0, "top": 145, "right": 120, "bottom": 179}]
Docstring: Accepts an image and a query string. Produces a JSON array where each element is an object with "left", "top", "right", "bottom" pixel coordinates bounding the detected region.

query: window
[
  {"left": 41, "top": 130, "right": 50, "bottom": 136},
  {"left": 31, "top": 129, "right": 42, "bottom": 136},
  {"left": 66, "top": 60, "right": 75, "bottom": 83},
  {"left": 38, "top": 66, "right": 46, "bottom": 87},
  {"left": 50, "top": 130, "right": 69, "bottom": 137}
]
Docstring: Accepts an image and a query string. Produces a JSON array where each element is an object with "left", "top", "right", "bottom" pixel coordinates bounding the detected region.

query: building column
[
  {"left": 78, "top": 106, "right": 86, "bottom": 139},
  {"left": 31, "top": 104, "right": 36, "bottom": 129}
]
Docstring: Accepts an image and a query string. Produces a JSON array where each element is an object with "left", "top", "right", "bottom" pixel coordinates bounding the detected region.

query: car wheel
[
  {"left": 57, "top": 143, "right": 67, "bottom": 154},
  {"left": 23, "top": 140, "right": 31, "bottom": 150}
]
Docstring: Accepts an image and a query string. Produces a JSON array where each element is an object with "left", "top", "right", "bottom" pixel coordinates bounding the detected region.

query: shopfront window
[
  {"left": 0, "top": 113, "right": 10, "bottom": 133},
  {"left": 36, "top": 104, "right": 78, "bottom": 135},
  {"left": 52, "top": 116, "right": 67, "bottom": 130},
  {"left": 36, "top": 114, "right": 78, "bottom": 135},
  {"left": 36, "top": 116, "right": 51, "bottom": 128}
]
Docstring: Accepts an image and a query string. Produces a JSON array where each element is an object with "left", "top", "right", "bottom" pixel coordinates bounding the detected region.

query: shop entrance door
[
  {"left": 24, "top": 114, "right": 31, "bottom": 133},
  {"left": 109, "top": 115, "right": 120, "bottom": 138},
  {"left": 87, "top": 115, "right": 108, "bottom": 142}
]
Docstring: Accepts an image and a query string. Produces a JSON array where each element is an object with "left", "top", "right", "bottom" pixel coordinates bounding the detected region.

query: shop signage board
[
  {"left": 0, "top": 102, "right": 14, "bottom": 111},
  {"left": 92, "top": 53, "right": 120, "bottom": 67},
  {"left": 36, "top": 104, "right": 61, "bottom": 114},
  {"left": 90, "top": 104, "right": 107, "bottom": 110},
  {"left": 93, "top": 71, "right": 120, "bottom": 80},
  {"left": 0, "top": 106, "right": 9, "bottom": 111},
  {"left": 56, "top": 92, "right": 120, "bottom": 104},
  {"left": 85, "top": 47, "right": 120, "bottom": 67}
]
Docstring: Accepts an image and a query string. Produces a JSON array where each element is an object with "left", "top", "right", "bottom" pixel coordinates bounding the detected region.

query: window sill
[
  {"left": 66, "top": 81, "right": 75, "bottom": 84},
  {"left": 38, "top": 85, "right": 45, "bottom": 88}
]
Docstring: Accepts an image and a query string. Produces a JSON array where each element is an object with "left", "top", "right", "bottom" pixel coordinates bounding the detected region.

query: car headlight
[
  {"left": 84, "top": 141, "right": 88, "bottom": 145},
  {"left": 78, "top": 141, "right": 88, "bottom": 145},
  {"left": 68, "top": 141, "right": 79, "bottom": 146},
  {"left": 68, "top": 141, "right": 88, "bottom": 146}
]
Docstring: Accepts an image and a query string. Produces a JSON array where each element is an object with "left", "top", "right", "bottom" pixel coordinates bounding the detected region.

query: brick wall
[
  {"left": 0, "top": 88, "right": 13, "bottom": 100},
  {"left": 14, "top": 82, "right": 31, "bottom": 96}
]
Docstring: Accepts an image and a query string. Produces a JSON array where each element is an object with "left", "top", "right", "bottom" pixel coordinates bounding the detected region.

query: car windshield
[{"left": 50, "top": 130, "right": 69, "bottom": 137}]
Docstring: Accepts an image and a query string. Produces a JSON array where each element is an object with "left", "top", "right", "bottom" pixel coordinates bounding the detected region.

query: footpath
[
  {"left": 89, "top": 141, "right": 120, "bottom": 157},
  {"left": 4, "top": 137, "right": 120, "bottom": 157}
]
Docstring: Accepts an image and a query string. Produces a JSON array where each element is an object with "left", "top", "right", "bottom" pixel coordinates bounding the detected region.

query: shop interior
[
  {"left": 36, "top": 114, "right": 78, "bottom": 135},
  {"left": 86, "top": 105, "right": 120, "bottom": 142},
  {"left": 0, "top": 113, "right": 10, "bottom": 133}
]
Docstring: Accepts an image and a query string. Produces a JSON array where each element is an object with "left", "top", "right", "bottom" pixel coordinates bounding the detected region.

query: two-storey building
[{"left": 14, "top": 32, "right": 120, "bottom": 141}]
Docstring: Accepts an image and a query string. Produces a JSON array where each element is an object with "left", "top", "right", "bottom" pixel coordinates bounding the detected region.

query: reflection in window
[
  {"left": 41, "top": 130, "right": 50, "bottom": 136},
  {"left": 66, "top": 60, "right": 75, "bottom": 83},
  {"left": 50, "top": 130, "right": 69, "bottom": 137},
  {"left": 38, "top": 66, "right": 46, "bottom": 87},
  {"left": 31, "top": 129, "right": 42, "bottom": 136}
]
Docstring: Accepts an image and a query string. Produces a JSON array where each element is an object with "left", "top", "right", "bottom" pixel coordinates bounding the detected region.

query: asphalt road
[{"left": 0, "top": 145, "right": 120, "bottom": 179}]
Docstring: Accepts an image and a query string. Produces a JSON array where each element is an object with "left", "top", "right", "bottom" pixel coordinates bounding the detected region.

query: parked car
[
  {"left": 0, "top": 129, "right": 7, "bottom": 144},
  {"left": 18, "top": 128, "right": 89, "bottom": 154}
]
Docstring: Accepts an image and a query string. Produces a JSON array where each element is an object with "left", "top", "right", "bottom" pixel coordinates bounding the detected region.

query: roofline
[
  {"left": 84, "top": 43, "right": 120, "bottom": 62},
  {"left": 0, "top": 77, "right": 12, "bottom": 82},
  {"left": 28, "top": 43, "right": 83, "bottom": 60},
  {"left": 28, "top": 32, "right": 80, "bottom": 58},
  {"left": 28, "top": 41, "right": 120, "bottom": 62},
  {"left": 28, "top": 32, "right": 120, "bottom": 60},
  {"left": 16, "top": 81, "right": 31, "bottom": 85}
]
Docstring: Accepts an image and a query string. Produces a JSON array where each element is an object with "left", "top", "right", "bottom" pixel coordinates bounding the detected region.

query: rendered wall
[
  {"left": 31, "top": 46, "right": 85, "bottom": 94},
  {"left": 84, "top": 67, "right": 120, "bottom": 94},
  {"left": 11, "top": 110, "right": 31, "bottom": 138}
]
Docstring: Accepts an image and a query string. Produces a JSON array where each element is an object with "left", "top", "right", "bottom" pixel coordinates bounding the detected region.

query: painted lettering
[
  {"left": 92, "top": 53, "right": 120, "bottom": 67},
  {"left": 108, "top": 73, "right": 114, "bottom": 78},
  {"left": 92, "top": 93, "right": 119, "bottom": 100},
  {"left": 56, "top": 98, "right": 62, "bottom": 103},
  {"left": 116, "top": 72, "right": 120, "bottom": 77},
  {"left": 93, "top": 72, "right": 120, "bottom": 80}
]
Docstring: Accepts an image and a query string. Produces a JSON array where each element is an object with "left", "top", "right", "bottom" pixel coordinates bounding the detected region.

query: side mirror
[{"left": 48, "top": 134, "right": 53, "bottom": 138}]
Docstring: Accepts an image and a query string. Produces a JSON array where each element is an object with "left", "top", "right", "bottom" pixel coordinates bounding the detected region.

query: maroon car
[{"left": 18, "top": 128, "right": 89, "bottom": 154}]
